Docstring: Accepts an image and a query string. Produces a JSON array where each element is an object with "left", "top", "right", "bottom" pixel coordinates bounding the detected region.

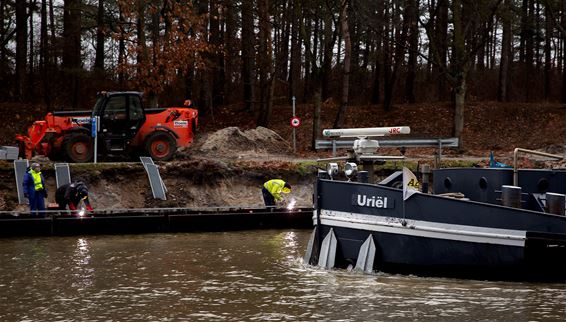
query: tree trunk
[
  {"left": 405, "top": 0, "right": 418, "bottom": 103},
  {"left": 454, "top": 74, "right": 466, "bottom": 147},
  {"left": 384, "top": 1, "right": 408, "bottom": 111},
  {"left": 452, "top": 0, "right": 466, "bottom": 147},
  {"left": 562, "top": 1, "right": 566, "bottom": 103},
  {"left": 136, "top": 0, "right": 148, "bottom": 78},
  {"left": 498, "top": 0, "right": 511, "bottom": 102},
  {"left": 302, "top": 12, "right": 314, "bottom": 103},
  {"left": 118, "top": 5, "right": 126, "bottom": 86},
  {"left": 382, "top": 2, "right": 391, "bottom": 110},
  {"left": 275, "top": 1, "right": 290, "bottom": 85},
  {"left": 241, "top": 0, "right": 255, "bottom": 112},
  {"left": 151, "top": 2, "right": 159, "bottom": 74},
  {"left": 544, "top": 4, "right": 552, "bottom": 100},
  {"left": 63, "top": 0, "right": 81, "bottom": 108},
  {"left": 257, "top": 0, "right": 273, "bottom": 127},
  {"left": 28, "top": 0, "right": 35, "bottom": 99},
  {"left": 519, "top": 0, "right": 527, "bottom": 64},
  {"left": 94, "top": 0, "right": 105, "bottom": 73},
  {"left": 321, "top": 9, "right": 334, "bottom": 101},
  {"left": 49, "top": 0, "right": 55, "bottom": 39},
  {"left": 311, "top": 88, "right": 321, "bottom": 151},
  {"left": 49, "top": 0, "right": 56, "bottom": 71},
  {"left": 15, "top": 0, "right": 27, "bottom": 101},
  {"left": 40, "top": 0, "right": 51, "bottom": 107},
  {"left": 333, "top": 0, "right": 351, "bottom": 129},
  {"left": 524, "top": 0, "right": 534, "bottom": 101},
  {"left": 224, "top": 0, "right": 236, "bottom": 104},
  {"left": 370, "top": 1, "right": 384, "bottom": 105},
  {"left": 0, "top": 0, "right": 5, "bottom": 79},
  {"left": 288, "top": 0, "right": 301, "bottom": 104},
  {"left": 210, "top": 0, "right": 225, "bottom": 106},
  {"left": 436, "top": 1, "right": 448, "bottom": 100}
]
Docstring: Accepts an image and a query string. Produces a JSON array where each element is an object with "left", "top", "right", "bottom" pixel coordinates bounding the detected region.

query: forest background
[{"left": 2, "top": 0, "right": 566, "bottom": 155}]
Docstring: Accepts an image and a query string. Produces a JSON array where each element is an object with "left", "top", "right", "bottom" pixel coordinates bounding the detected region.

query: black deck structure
[{"left": 0, "top": 207, "right": 313, "bottom": 237}]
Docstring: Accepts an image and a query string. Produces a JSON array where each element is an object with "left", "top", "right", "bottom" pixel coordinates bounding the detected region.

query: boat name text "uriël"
[{"left": 352, "top": 194, "right": 394, "bottom": 209}]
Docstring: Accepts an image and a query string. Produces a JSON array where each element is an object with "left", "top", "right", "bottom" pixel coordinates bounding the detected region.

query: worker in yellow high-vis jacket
[
  {"left": 262, "top": 179, "right": 291, "bottom": 207},
  {"left": 22, "top": 163, "right": 48, "bottom": 216}
]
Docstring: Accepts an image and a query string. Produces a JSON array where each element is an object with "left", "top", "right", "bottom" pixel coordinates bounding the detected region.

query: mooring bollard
[
  {"left": 421, "top": 164, "right": 431, "bottom": 193},
  {"left": 546, "top": 192, "right": 566, "bottom": 216},
  {"left": 357, "top": 171, "right": 369, "bottom": 183},
  {"left": 501, "top": 185, "right": 522, "bottom": 208}
]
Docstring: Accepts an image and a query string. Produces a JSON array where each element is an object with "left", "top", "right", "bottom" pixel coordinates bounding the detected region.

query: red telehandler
[{"left": 16, "top": 91, "right": 198, "bottom": 162}]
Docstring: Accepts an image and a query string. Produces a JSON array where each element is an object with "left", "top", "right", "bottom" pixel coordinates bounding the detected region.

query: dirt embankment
[
  {"left": 5, "top": 100, "right": 566, "bottom": 211},
  {"left": 0, "top": 127, "right": 315, "bottom": 212}
]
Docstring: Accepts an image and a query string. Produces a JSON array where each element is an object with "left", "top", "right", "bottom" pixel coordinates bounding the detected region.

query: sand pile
[{"left": 196, "top": 126, "right": 292, "bottom": 158}]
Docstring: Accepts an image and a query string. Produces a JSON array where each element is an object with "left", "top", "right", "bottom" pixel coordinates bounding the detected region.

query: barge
[
  {"left": 0, "top": 207, "right": 313, "bottom": 237},
  {"left": 304, "top": 127, "right": 566, "bottom": 281}
]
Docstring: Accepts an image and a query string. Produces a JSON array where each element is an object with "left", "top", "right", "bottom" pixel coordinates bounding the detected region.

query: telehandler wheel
[
  {"left": 145, "top": 131, "right": 177, "bottom": 161},
  {"left": 63, "top": 132, "right": 94, "bottom": 163}
]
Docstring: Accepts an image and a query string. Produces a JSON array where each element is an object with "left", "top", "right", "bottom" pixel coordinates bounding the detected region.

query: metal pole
[
  {"left": 513, "top": 148, "right": 563, "bottom": 186},
  {"left": 94, "top": 116, "right": 99, "bottom": 164},
  {"left": 292, "top": 96, "right": 296, "bottom": 153}
]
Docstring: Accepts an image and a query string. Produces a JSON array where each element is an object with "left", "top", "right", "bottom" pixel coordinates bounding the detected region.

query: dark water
[{"left": 2, "top": 230, "right": 566, "bottom": 321}]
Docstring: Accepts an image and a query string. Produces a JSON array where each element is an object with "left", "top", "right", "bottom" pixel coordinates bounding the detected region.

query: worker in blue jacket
[{"left": 22, "top": 163, "right": 48, "bottom": 216}]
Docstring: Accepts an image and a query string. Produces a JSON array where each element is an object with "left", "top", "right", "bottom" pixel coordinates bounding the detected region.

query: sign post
[
  {"left": 291, "top": 96, "right": 301, "bottom": 153},
  {"left": 92, "top": 116, "right": 99, "bottom": 163}
]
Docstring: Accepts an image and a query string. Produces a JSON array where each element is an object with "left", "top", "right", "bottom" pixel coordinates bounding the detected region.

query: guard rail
[{"left": 315, "top": 137, "right": 459, "bottom": 158}]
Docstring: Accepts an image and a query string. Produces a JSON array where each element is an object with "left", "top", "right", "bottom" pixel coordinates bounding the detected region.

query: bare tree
[
  {"left": 15, "top": 0, "right": 27, "bottom": 101},
  {"left": 257, "top": 0, "right": 274, "bottom": 126},
  {"left": 94, "top": 0, "right": 105, "bottom": 73},
  {"left": 62, "top": 0, "right": 82, "bottom": 108},
  {"left": 405, "top": 0, "right": 419, "bottom": 104},
  {"left": 288, "top": 0, "right": 302, "bottom": 103},
  {"left": 563, "top": 1, "right": 566, "bottom": 102},
  {"left": 544, "top": 2, "right": 552, "bottom": 100},
  {"left": 241, "top": 0, "right": 255, "bottom": 112},
  {"left": 40, "top": 0, "right": 51, "bottom": 107},
  {"left": 333, "top": 0, "right": 351, "bottom": 128},
  {"left": 424, "top": 0, "right": 503, "bottom": 148},
  {"left": 498, "top": 0, "right": 512, "bottom": 102},
  {"left": 28, "top": 0, "right": 37, "bottom": 99}
]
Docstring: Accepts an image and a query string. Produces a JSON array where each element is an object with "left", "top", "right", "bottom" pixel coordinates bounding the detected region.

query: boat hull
[{"left": 310, "top": 178, "right": 566, "bottom": 281}]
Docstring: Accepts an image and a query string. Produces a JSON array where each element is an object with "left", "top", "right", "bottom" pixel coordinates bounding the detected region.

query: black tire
[
  {"left": 47, "top": 137, "right": 64, "bottom": 161},
  {"left": 144, "top": 131, "right": 177, "bottom": 161},
  {"left": 63, "top": 132, "right": 94, "bottom": 163}
]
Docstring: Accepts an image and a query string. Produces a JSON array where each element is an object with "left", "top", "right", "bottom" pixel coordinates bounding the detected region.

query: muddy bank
[
  {"left": 0, "top": 126, "right": 316, "bottom": 212},
  {"left": 0, "top": 158, "right": 316, "bottom": 212}
]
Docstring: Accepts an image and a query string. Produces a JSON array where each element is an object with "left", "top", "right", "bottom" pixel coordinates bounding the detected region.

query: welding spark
[{"left": 286, "top": 198, "right": 297, "bottom": 210}]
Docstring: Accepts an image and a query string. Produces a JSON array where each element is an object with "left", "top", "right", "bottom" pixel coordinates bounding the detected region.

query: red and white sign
[{"left": 290, "top": 116, "right": 301, "bottom": 128}]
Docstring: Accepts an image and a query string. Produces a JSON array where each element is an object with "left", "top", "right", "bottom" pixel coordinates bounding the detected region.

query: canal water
[{"left": 2, "top": 230, "right": 566, "bottom": 321}]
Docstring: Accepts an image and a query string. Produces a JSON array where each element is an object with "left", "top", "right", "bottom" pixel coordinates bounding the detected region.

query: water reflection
[
  {"left": 1, "top": 231, "right": 566, "bottom": 321},
  {"left": 71, "top": 238, "right": 93, "bottom": 290}
]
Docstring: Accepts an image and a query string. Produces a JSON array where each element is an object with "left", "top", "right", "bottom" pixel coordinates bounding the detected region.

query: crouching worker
[
  {"left": 55, "top": 181, "right": 93, "bottom": 215},
  {"left": 262, "top": 179, "right": 291, "bottom": 207},
  {"left": 22, "top": 163, "right": 48, "bottom": 216}
]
